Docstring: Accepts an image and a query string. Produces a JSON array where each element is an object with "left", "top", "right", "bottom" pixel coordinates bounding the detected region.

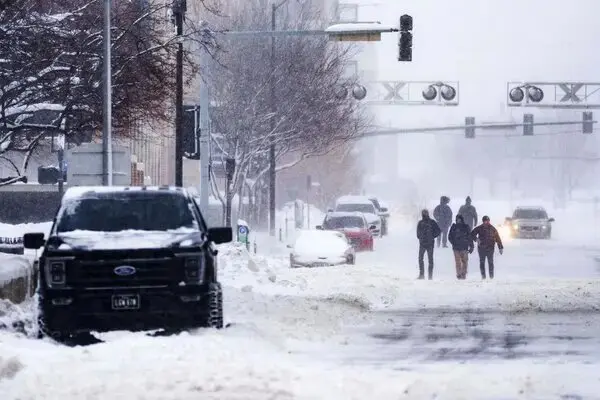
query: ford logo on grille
[{"left": 114, "top": 265, "right": 136, "bottom": 276}]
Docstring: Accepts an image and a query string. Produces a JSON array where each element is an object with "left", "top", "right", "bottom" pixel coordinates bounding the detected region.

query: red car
[{"left": 317, "top": 212, "right": 374, "bottom": 251}]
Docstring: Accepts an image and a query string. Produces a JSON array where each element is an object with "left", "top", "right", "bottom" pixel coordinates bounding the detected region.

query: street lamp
[{"left": 422, "top": 82, "right": 457, "bottom": 103}]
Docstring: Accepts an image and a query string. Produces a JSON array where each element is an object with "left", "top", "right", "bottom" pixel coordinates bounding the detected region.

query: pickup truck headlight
[
  {"left": 180, "top": 254, "right": 205, "bottom": 283},
  {"left": 45, "top": 258, "right": 70, "bottom": 288}
]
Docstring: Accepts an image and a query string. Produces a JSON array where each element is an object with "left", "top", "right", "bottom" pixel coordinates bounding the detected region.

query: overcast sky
[{"left": 353, "top": 0, "right": 600, "bottom": 197}]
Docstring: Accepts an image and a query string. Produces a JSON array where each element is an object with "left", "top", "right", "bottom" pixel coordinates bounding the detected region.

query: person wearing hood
[
  {"left": 433, "top": 196, "right": 453, "bottom": 248},
  {"left": 471, "top": 215, "right": 504, "bottom": 279},
  {"left": 458, "top": 196, "right": 478, "bottom": 230},
  {"left": 416, "top": 209, "right": 441, "bottom": 280},
  {"left": 448, "top": 214, "right": 474, "bottom": 279}
]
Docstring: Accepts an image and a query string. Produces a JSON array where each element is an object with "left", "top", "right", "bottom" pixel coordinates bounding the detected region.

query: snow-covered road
[{"left": 2, "top": 213, "right": 600, "bottom": 399}]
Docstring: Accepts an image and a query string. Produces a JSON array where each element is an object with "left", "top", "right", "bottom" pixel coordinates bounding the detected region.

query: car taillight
[
  {"left": 45, "top": 259, "right": 67, "bottom": 287},
  {"left": 184, "top": 256, "right": 203, "bottom": 282}
]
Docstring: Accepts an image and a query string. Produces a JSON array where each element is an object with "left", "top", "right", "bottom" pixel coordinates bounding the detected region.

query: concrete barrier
[{"left": 0, "top": 253, "right": 36, "bottom": 304}]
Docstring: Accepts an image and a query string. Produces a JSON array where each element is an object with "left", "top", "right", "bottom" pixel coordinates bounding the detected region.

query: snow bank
[
  {"left": 0, "top": 222, "right": 52, "bottom": 240},
  {"left": 0, "top": 254, "right": 31, "bottom": 284},
  {"left": 0, "top": 329, "right": 408, "bottom": 400},
  {"left": 217, "top": 242, "right": 600, "bottom": 313}
]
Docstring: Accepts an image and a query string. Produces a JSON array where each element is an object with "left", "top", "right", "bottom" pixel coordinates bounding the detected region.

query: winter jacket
[
  {"left": 417, "top": 218, "right": 441, "bottom": 246},
  {"left": 471, "top": 223, "right": 504, "bottom": 251},
  {"left": 433, "top": 204, "right": 453, "bottom": 229},
  {"left": 458, "top": 204, "right": 478, "bottom": 229},
  {"left": 448, "top": 222, "right": 474, "bottom": 251}
]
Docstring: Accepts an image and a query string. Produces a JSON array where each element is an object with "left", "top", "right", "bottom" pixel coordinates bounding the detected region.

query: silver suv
[{"left": 505, "top": 206, "right": 555, "bottom": 239}]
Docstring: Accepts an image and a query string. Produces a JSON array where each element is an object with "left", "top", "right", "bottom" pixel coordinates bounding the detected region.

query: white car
[
  {"left": 288, "top": 229, "right": 356, "bottom": 268},
  {"left": 333, "top": 195, "right": 382, "bottom": 237}
]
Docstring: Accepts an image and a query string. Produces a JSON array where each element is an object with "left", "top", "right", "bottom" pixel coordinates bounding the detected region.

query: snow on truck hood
[{"left": 53, "top": 228, "right": 200, "bottom": 251}]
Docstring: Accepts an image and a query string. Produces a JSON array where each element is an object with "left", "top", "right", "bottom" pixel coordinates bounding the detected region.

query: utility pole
[
  {"left": 102, "top": 0, "right": 113, "bottom": 185},
  {"left": 174, "top": 0, "right": 186, "bottom": 187},
  {"left": 268, "top": 3, "right": 277, "bottom": 236},
  {"left": 199, "top": 51, "right": 210, "bottom": 212}
]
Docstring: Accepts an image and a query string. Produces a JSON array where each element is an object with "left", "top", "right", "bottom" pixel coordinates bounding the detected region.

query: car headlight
[
  {"left": 513, "top": 224, "right": 519, "bottom": 230},
  {"left": 541, "top": 225, "right": 548, "bottom": 230}
]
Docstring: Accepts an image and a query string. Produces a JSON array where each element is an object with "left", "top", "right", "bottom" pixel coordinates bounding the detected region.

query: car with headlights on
[
  {"left": 23, "top": 186, "right": 232, "bottom": 343},
  {"left": 505, "top": 206, "right": 555, "bottom": 239},
  {"left": 288, "top": 229, "right": 355, "bottom": 268},
  {"left": 333, "top": 195, "right": 382, "bottom": 237},
  {"left": 318, "top": 211, "right": 374, "bottom": 251}
]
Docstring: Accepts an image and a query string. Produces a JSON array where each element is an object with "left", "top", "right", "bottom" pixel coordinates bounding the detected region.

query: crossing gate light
[
  {"left": 509, "top": 85, "right": 544, "bottom": 104},
  {"left": 335, "top": 84, "right": 368, "bottom": 100},
  {"left": 422, "top": 82, "right": 457, "bottom": 102}
]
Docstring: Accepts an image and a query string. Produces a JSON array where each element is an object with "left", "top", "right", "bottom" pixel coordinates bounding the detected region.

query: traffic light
[
  {"left": 398, "top": 14, "right": 413, "bottom": 62},
  {"left": 523, "top": 113, "right": 534, "bottom": 136},
  {"left": 583, "top": 111, "right": 594, "bottom": 134},
  {"left": 465, "top": 117, "right": 475, "bottom": 139}
]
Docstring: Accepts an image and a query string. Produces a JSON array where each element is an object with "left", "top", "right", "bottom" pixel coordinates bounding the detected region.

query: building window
[{"left": 336, "top": 3, "right": 358, "bottom": 22}]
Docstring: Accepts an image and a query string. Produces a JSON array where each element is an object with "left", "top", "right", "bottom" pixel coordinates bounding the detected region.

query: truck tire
[{"left": 206, "top": 282, "right": 224, "bottom": 329}]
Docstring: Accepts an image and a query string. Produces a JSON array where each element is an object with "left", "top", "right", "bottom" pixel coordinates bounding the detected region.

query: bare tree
[
  {"left": 206, "top": 0, "right": 370, "bottom": 223},
  {"left": 0, "top": 0, "right": 219, "bottom": 183}
]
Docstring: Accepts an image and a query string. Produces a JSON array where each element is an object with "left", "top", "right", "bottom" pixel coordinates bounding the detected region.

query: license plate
[
  {"left": 111, "top": 294, "right": 140, "bottom": 310},
  {"left": 312, "top": 262, "right": 328, "bottom": 267}
]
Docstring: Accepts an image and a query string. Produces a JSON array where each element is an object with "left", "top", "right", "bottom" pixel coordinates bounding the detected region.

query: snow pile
[
  {"left": 0, "top": 253, "right": 31, "bottom": 284},
  {"left": 217, "top": 241, "right": 600, "bottom": 313},
  {"left": 0, "top": 328, "right": 406, "bottom": 400},
  {"left": 0, "top": 222, "right": 52, "bottom": 238},
  {"left": 276, "top": 201, "right": 325, "bottom": 233}
]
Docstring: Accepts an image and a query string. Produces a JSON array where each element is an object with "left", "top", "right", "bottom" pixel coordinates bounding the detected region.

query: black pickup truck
[{"left": 23, "top": 186, "right": 232, "bottom": 342}]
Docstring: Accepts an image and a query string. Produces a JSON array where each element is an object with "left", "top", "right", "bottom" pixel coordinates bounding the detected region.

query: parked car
[
  {"left": 367, "top": 196, "right": 390, "bottom": 236},
  {"left": 318, "top": 211, "right": 374, "bottom": 251},
  {"left": 288, "top": 229, "right": 356, "bottom": 268},
  {"left": 333, "top": 195, "right": 382, "bottom": 237},
  {"left": 23, "top": 186, "right": 232, "bottom": 343},
  {"left": 505, "top": 206, "right": 555, "bottom": 239}
]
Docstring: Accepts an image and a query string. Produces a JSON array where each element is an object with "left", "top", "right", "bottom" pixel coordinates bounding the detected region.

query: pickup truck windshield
[{"left": 56, "top": 194, "right": 197, "bottom": 233}]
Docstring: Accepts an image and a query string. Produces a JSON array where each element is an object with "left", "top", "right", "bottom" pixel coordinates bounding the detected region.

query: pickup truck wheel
[{"left": 206, "top": 282, "right": 224, "bottom": 329}]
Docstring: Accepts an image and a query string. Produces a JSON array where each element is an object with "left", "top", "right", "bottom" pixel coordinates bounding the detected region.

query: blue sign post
[{"left": 237, "top": 222, "right": 250, "bottom": 250}]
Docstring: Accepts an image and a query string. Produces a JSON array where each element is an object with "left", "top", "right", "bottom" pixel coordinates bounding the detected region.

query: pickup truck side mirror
[
  {"left": 548, "top": 217, "right": 555, "bottom": 223},
  {"left": 23, "top": 232, "right": 45, "bottom": 249}
]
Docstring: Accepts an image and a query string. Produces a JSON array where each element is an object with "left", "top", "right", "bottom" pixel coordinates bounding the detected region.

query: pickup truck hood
[{"left": 51, "top": 229, "right": 202, "bottom": 251}]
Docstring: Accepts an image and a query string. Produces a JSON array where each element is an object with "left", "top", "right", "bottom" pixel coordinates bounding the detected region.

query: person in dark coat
[
  {"left": 458, "top": 196, "right": 478, "bottom": 231},
  {"left": 433, "top": 196, "right": 453, "bottom": 248},
  {"left": 416, "top": 209, "right": 441, "bottom": 280},
  {"left": 448, "top": 214, "right": 474, "bottom": 279},
  {"left": 471, "top": 215, "right": 504, "bottom": 279}
]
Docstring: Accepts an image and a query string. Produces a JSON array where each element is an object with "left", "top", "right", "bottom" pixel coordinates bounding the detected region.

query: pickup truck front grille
[{"left": 70, "top": 258, "right": 178, "bottom": 288}]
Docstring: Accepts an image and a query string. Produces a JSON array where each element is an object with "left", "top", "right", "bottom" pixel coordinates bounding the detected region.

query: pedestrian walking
[
  {"left": 433, "top": 195, "right": 453, "bottom": 248},
  {"left": 416, "top": 209, "right": 441, "bottom": 280},
  {"left": 458, "top": 196, "right": 478, "bottom": 231},
  {"left": 448, "top": 214, "right": 474, "bottom": 279},
  {"left": 471, "top": 215, "right": 504, "bottom": 280}
]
